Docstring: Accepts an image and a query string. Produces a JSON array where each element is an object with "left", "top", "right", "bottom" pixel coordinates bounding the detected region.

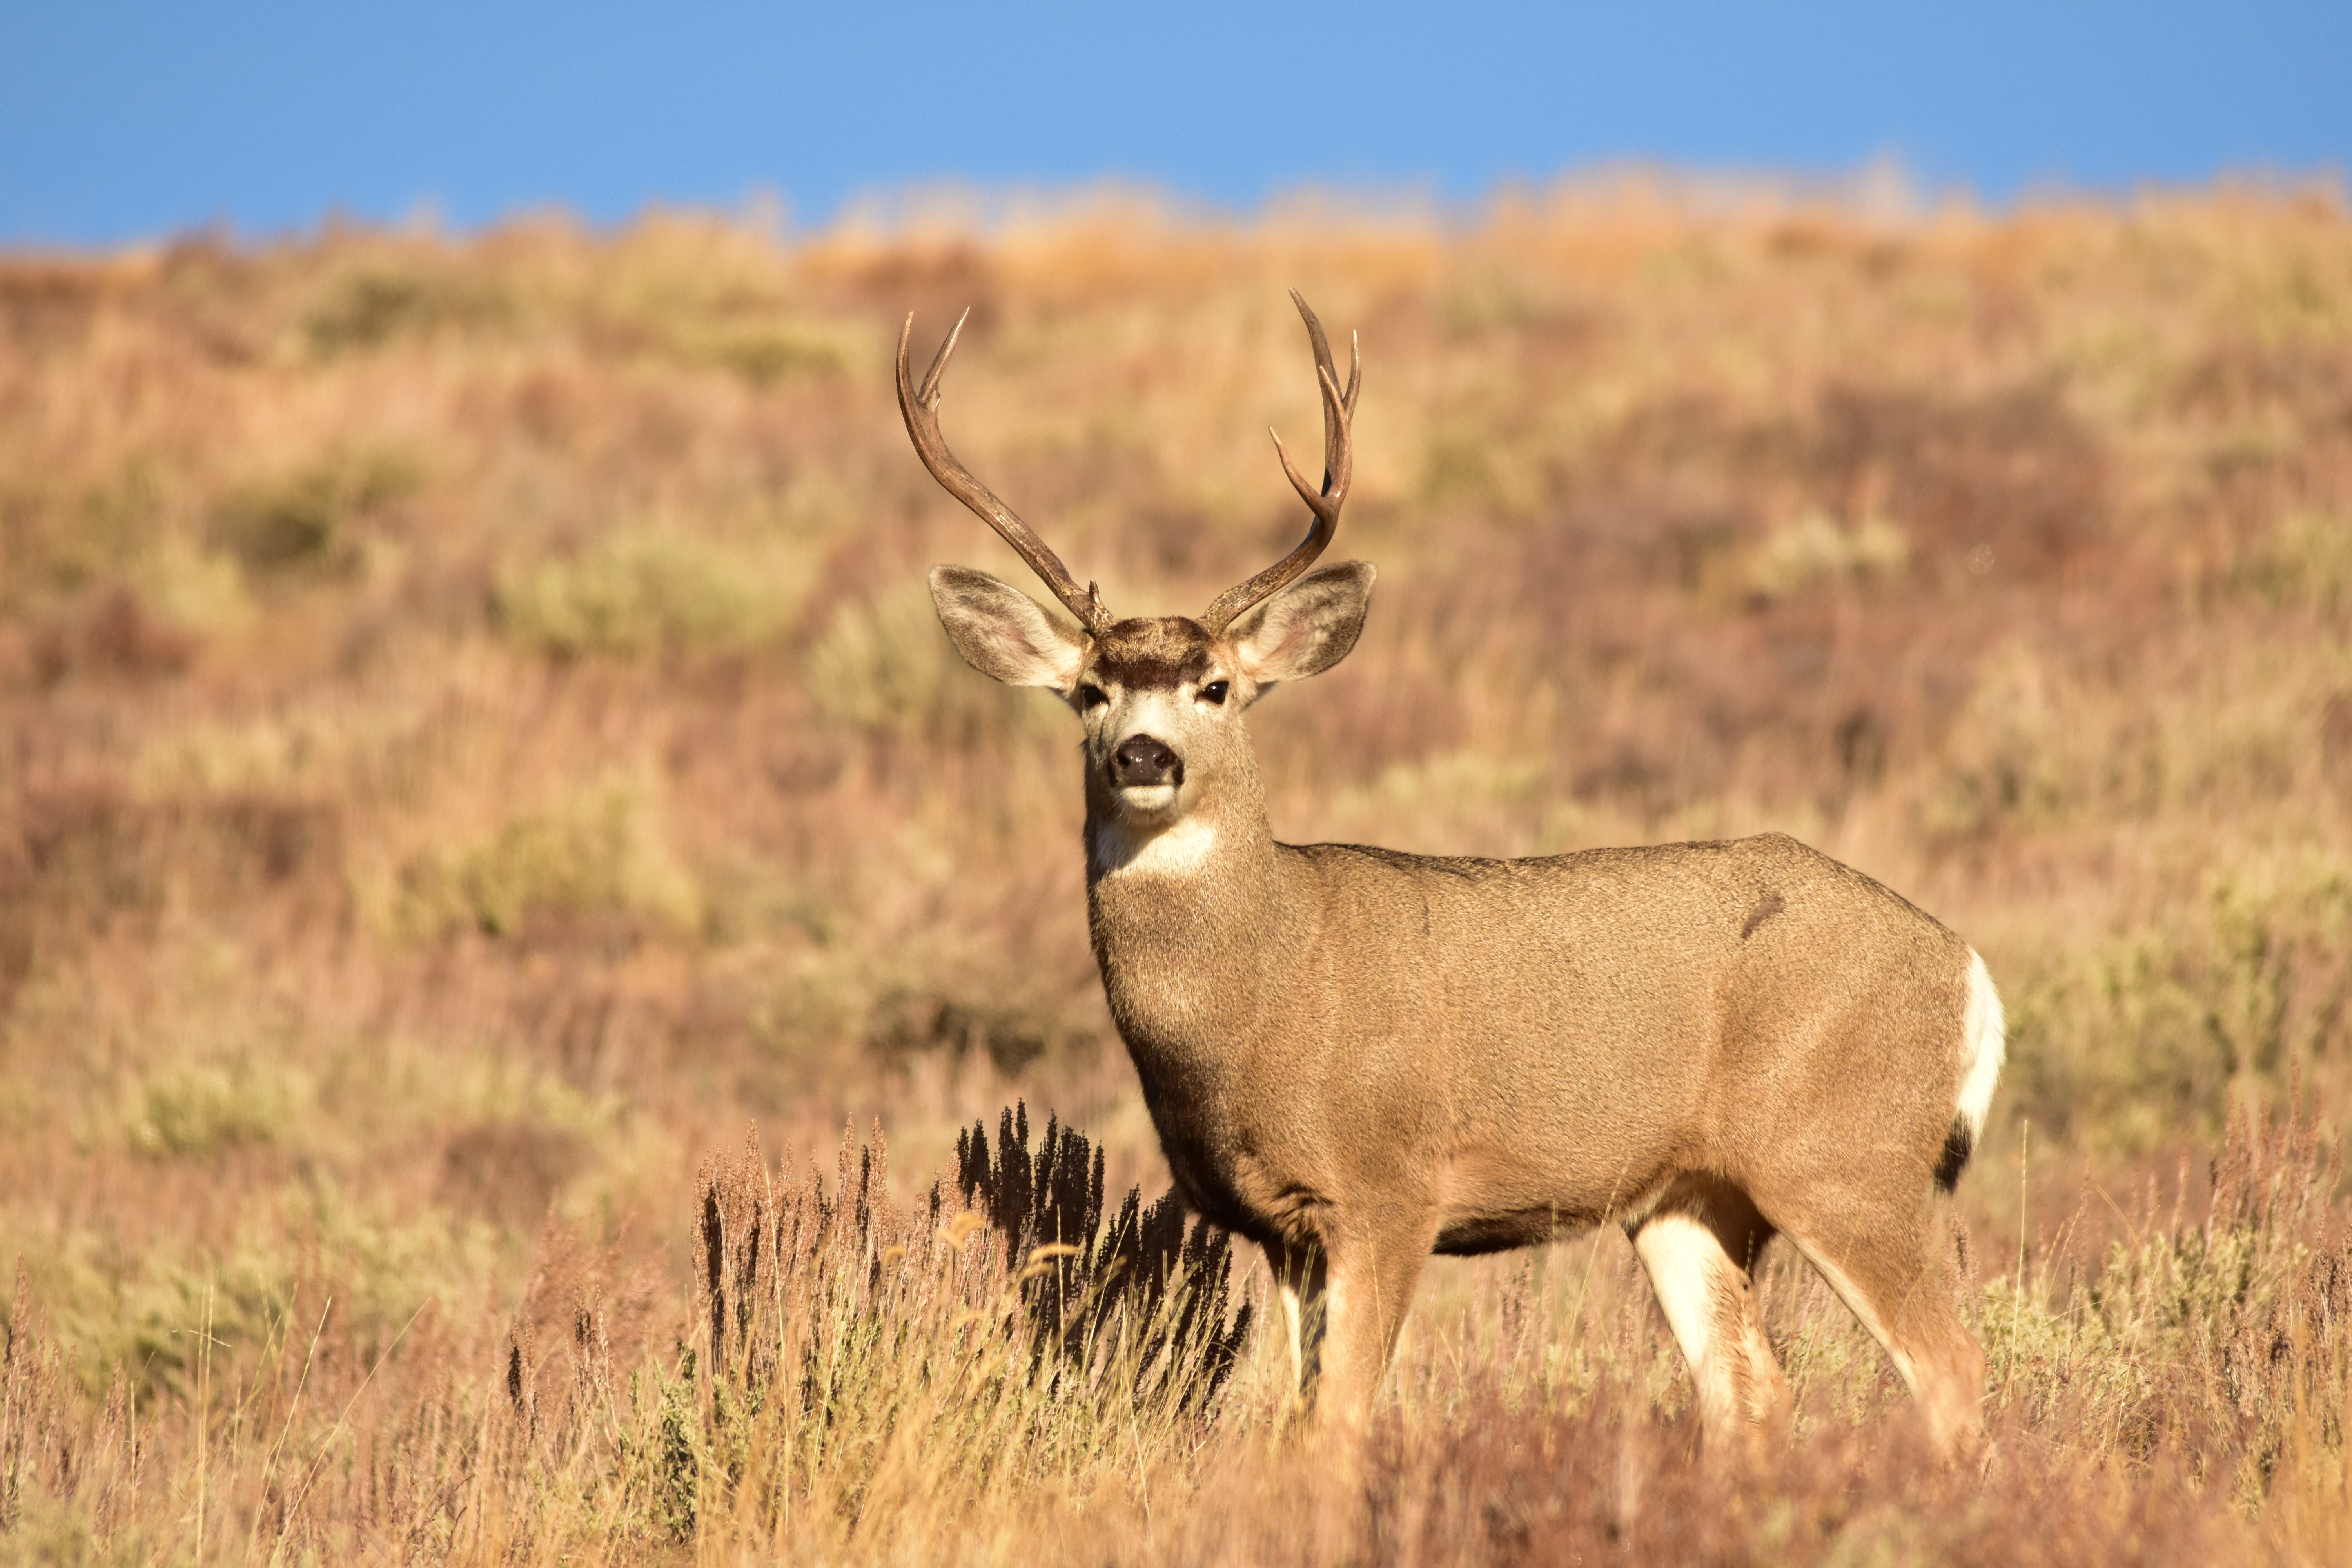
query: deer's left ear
[{"left": 1231, "top": 560, "right": 1375, "bottom": 689}]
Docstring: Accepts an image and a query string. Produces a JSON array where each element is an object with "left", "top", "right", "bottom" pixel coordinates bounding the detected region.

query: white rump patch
[
  {"left": 1956, "top": 950, "right": 2006, "bottom": 1143},
  {"left": 1090, "top": 814, "right": 1218, "bottom": 878}
]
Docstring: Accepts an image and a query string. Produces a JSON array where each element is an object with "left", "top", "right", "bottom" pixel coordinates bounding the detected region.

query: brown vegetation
[{"left": 1, "top": 181, "right": 2349, "bottom": 1562}]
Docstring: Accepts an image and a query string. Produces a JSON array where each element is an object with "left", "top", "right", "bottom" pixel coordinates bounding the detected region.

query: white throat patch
[{"left": 1090, "top": 814, "right": 1220, "bottom": 879}]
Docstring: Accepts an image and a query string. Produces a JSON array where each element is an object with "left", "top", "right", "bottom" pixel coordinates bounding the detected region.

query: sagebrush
[{"left": 1, "top": 179, "right": 2349, "bottom": 1562}]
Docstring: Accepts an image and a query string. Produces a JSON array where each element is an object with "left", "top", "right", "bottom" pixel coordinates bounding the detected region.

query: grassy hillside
[{"left": 2, "top": 183, "right": 2349, "bottom": 1563}]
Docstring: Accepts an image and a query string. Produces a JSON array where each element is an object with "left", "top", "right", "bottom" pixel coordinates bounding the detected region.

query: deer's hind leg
[
  {"left": 1629, "top": 1178, "right": 1791, "bottom": 1455},
  {"left": 1776, "top": 1197, "right": 1984, "bottom": 1460}
]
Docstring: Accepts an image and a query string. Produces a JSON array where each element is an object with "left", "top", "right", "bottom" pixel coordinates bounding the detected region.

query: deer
[{"left": 895, "top": 292, "right": 2006, "bottom": 1459}]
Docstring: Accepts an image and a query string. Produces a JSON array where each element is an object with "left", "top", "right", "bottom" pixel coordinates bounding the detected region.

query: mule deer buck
[{"left": 897, "top": 294, "right": 2005, "bottom": 1457}]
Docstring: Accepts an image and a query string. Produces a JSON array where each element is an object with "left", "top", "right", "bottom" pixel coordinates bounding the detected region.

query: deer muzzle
[{"left": 1110, "top": 734, "right": 1184, "bottom": 793}]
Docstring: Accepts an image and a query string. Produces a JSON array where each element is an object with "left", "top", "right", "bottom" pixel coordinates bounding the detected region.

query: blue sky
[{"left": 3, "top": 2, "right": 2347, "bottom": 244}]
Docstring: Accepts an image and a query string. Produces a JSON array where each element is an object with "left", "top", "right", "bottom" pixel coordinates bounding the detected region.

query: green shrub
[
  {"left": 208, "top": 450, "right": 420, "bottom": 578},
  {"left": 395, "top": 776, "right": 701, "bottom": 938},
  {"left": 1747, "top": 510, "right": 1910, "bottom": 599},
  {"left": 300, "top": 267, "right": 513, "bottom": 356},
  {"left": 2001, "top": 864, "right": 2352, "bottom": 1151},
  {"left": 127, "top": 1060, "right": 305, "bottom": 1160},
  {"left": 494, "top": 529, "right": 809, "bottom": 659},
  {"left": 2233, "top": 509, "right": 2352, "bottom": 620},
  {"left": 663, "top": 318, "right": 860, "bottom": 387}
]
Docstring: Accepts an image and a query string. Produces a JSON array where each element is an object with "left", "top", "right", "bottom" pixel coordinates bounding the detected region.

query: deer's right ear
[{"left": 929, "top": 566, "right": 1089, "bottom": 690}]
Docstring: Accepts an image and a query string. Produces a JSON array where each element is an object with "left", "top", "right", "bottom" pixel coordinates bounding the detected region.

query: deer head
[{"left": 903, "top": 293, "right": 1375, "bottom": 867}]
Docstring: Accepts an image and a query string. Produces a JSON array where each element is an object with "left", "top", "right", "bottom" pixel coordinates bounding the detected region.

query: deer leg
[
  {"left": 1263, "top": 1239, "right": 1328, "bottom": 1413},
  {"left": 1779, "top": 1203, "right": 1985, "bottom": 1460},
  {"left": 1308, "top": 1214, "right": 1434, "bottom": 1431},
  {"left": 1629, "top": 1181, "right": 1789, "bottom": 1455}
]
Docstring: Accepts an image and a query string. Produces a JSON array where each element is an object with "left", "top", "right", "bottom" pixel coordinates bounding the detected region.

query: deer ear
[
  {"left": 929, "top": 566, "right": 1088, "bottom": 689},
  {"left": 1232, "top": 560, "right": 1375, "bottom": 688}
]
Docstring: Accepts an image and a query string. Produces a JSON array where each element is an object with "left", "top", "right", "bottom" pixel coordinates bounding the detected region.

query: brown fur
[
  {"left": 929, "top": 563, "right": 1996, "bottom": 1460},
  {"left": 1087, "top": 617, "right": 1215, "bottom": 690},
  {"left": 918, "top": 294, "right": 1997, "bottom": 1455}
]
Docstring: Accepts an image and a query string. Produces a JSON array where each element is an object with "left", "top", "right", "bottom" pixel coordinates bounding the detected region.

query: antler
[
  {"left": 1199, "top": 290, "right": 1359, "bottom": 635},
  {"left": 898, "top": 310, "right": 1114, "bottom": 637}
]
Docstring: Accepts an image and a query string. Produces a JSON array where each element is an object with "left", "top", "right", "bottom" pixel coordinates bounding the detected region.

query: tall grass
[
  {"left": 2, "top": 1097, "right": 2343, "bottom": 1562},
  {"left": 1, "top": 180, "right": 2348, "bottom": 1561}
]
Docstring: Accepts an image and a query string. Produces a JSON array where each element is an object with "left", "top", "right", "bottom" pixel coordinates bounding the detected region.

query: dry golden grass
[{"left": 2, "top": 180, "right": 2350, "bottom": 1563}]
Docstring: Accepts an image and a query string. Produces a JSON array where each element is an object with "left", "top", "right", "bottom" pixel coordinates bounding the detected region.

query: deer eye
[
  {"left": 1077, "top": 685, "right": 1109, "bottom": 711},
  {"left": 1200, "top": 680, "right": 1229, "bottom": 706}
]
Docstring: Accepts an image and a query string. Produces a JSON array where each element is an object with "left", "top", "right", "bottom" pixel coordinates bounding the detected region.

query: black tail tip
[{"left": 1933, "top": 1119, "right": 1975, "bottom": 1193}]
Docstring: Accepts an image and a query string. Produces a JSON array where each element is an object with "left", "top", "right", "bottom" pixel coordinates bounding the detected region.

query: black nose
[{"left": 1111, "top": 734, "right": 1183, "bottom": 788}]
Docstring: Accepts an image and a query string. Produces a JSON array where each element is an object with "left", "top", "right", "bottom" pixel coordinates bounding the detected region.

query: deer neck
[{"left": 1082, "top": 752, "right": 1301, "bottom": 1064}]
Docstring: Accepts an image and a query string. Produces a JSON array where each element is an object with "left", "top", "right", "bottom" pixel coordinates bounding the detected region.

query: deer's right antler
[
  {"left": 1199, "top": 290, "right": 1359, "bottom": 635},
  {"left": 898, "top": 310, "right": 1115, "bottom": 637}
]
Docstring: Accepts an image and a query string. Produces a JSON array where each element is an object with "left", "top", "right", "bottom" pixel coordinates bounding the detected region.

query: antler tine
[
  {"left": 1200, "top": 292, "right": 1358, "bottom": 635},
  {"left": 898, "top": 311, "right": 1113, "bottom": 636},
  {"left": 1292, "top": 286, "right": 1360, "bottom": 487}
]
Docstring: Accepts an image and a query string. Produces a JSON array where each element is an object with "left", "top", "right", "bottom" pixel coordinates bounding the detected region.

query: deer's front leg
[
  {"left": 1276, "top": 1213, "right": 1434, "bottom": 1431},
  {"left": 1265, "top": 1239, "right": 1328, "bottom": 1415}
]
